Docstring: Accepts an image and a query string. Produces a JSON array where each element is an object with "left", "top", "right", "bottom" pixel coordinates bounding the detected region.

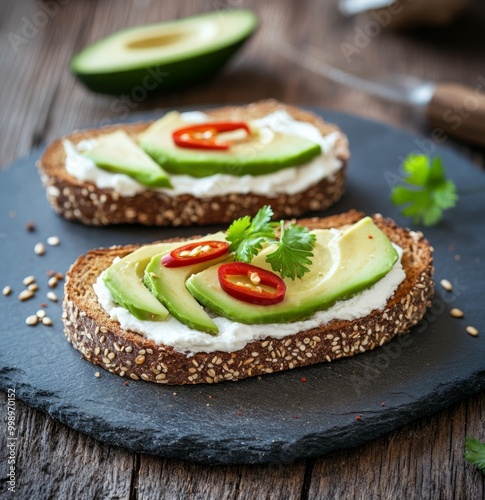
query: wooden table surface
[{"left": 1, "top": 0, "right": 484, "bottom": 498}]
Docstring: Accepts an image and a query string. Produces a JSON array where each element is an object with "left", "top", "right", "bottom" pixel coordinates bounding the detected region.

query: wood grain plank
[
  {"left": 136, "top": 454, "right": 306, "bottom": 500},
  {"left": 307, "top": 393, "right": 485, "bottom": 499},
  {"left": 0, "top": 392, "right": 134, "bottom": 499}
]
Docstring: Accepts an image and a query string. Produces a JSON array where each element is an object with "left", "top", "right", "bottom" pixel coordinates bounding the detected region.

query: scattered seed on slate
[
  {"left": 466, "top": 326, "right": 479, "bottom": 337},
  {"left": 47, "top": 236, "right": 60, "bottom": 246},
  {"left": 450, "top": 308, "right": 464, "bottom": 318},
  {"left": 440, "top": 279, "right": 452, "bottom": 292},
  {"left": 26, "top": 315, "right": 38, "bottom": 326},
  {"left": 34, "top": 242, "right": 45, "bottom": 255},
  {"left": 18, "top": 290, "right": 34, "bottom": 301}
]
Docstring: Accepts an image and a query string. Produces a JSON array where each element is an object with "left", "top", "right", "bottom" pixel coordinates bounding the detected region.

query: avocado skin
[
  {"left": 71, "top": 41, "right": 247, "bottom": 96},
  {"left": 186, "top": 218, "right": 399, "bottom": 325}
]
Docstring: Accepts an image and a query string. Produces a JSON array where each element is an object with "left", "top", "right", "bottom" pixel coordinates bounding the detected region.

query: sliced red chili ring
[
  {"left": 218, "top": 263, "right": 286, "bottom": 306},
  {"left": 162, "top": 241, "right": 230, "bottom": 268},
  {"left": 172, "top": 121, "right": 250, "bottom": 150}
]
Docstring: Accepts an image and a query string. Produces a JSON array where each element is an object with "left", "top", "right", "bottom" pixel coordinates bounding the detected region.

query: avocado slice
[
  {"left": 70, "top": 10, "right": 258, "bottom": 95},
  {"left": 103, "top": 242, "right": 183, "bottom": 321},
  {"left": 144, "top": 248, "right": 229, "bottom": 335},
  {"left": 186, "top": 218, "right": 399, "bottom": 324},
  {"left": 138, "top": 112, "right": 321, "bottom": 177},
  {"left": 84, "top": 130, "right": 171, "bottom": 187}
]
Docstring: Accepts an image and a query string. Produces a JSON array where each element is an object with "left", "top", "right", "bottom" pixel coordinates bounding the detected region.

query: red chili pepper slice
[
  {"left": 162, "top": 241, "right": 230, "bottom": 268},
  {"left": 218, "top": 263, "right": 286, "bottom": 306},
  {"left": 172, "top": 122, "right": 250, "bottom": 150}
]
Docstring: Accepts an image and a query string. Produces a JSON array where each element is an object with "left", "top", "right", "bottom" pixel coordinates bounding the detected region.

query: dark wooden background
[{"left": 1, "top": 0, "right": 484, "bottom": 498}]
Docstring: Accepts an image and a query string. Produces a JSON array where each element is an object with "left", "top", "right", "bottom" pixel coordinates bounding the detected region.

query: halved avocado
[{"left": 70, "top": 10, "right": 258, "bottom": 95}]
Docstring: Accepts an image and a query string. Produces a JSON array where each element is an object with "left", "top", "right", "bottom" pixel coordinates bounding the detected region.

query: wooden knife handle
[{"left": 427, "top": 83, "right": 485, "bottom": 147}]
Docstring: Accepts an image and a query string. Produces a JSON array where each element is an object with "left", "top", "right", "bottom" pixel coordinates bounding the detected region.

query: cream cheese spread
[
  {"left": 93, "top": 245, "right": 405, "bottom": 355},
  {"left": 63, "top": 110, "right": 343, "bottom": 198}
]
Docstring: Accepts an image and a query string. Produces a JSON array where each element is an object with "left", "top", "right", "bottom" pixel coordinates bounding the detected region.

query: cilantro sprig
[
  {"left": 464, "top": 437, "right": 485, "bottom": 475},
  {"left": 226, "top": 206, "right": 316, "bottom": 280},
  {"left": 391, "top": 154, "right": 458, "bottom": 226}
]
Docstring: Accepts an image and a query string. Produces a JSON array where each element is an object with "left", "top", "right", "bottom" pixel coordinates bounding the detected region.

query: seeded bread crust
[
  {"left": 63, "top": 211, "right": 434, "bottom": 385},
  {"left": 37, "top": 100, "right": 349, "bottom": 226}
]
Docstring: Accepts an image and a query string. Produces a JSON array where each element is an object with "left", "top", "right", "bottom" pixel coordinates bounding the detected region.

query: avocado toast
[
  {"left": 62, "top": 209, "right": 434, "bottom": 384},
  {"left": 37, "top": 100, "right": 349, "bottom": 226}
]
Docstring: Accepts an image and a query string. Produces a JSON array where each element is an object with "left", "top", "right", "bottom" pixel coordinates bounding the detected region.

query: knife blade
[{"left": 280, "top": 44, "right": 485, "bottom": 147}]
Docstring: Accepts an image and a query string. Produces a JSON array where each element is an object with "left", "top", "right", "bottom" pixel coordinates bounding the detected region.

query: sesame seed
[
  {"left": 47, "top": 292, "right": 58, "bottom": 302},
  {"left": 34, "top": 243, "right": 45, "bottom": 255},
  {"left": 95, "top": 372, "right": 100, "bottom": 378},
  {"left": 47, "top": 236, "right": 60, "bottom": 246},
  {"left": 125, "top": 346, "right": 133, "bottom": 353},
  {"left": 23, "top": 275, "right": 36, "bottom": 286},
  {"left": 440, "top": 279, "right": 453, "bottom": 292},
  {"left": 450, "top": 308, "right": 464, "bottom": 318},
  {"left": 36, "top": 309, "right": 46, "bottom": 318},
  {"left": 2, "top": 286, "right": 11, "bottom": 296},
  {"left": 25, "top": 315, "right": 38, "bottom": 326},
  {"left": 18, "top": 290, "right": 34, "bottom": 301},
  {"left": 42, "top": 317, "right": 53, "bottom": 326},
  {"left": 135, "top": 355, "right": 146, "bottom": 365},
  {"left": 28, "top": 283, "right": 38, "bottom": 292},
  {"left": 48, "top": 277, "right": 58, "bottom": 288},
  {"left": 466, "top": 326, "right": 479, "bottom": 337},
  {"left": 130, "top": 374, "right": 139, "bottom": 381}
]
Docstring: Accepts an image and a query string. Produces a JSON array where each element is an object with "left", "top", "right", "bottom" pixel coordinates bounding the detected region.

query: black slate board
[{"left": 0, "top": 109, "right": 484, "bottom": 465}]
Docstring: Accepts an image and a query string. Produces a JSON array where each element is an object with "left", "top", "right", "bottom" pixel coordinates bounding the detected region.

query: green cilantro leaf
[
  {"left": 226, "top": 205, "right": 276, "bottom": 263},
  {"left": 391, "top": 155, "right": 458, "bottom": 226},
  {"left": 266, "top": 222, "right": 316, "bottom": 280},
  {"left": 464, "top": 437, "right": 485, "bottom": 475},
  {"left": 225, "top": 206, "right": 316, "bottom": 280}
]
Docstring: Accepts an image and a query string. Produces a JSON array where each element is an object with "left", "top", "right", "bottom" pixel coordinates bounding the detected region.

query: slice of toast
[
  {"left": 63, "top": 210, "right": 434, "bottom": 385},
  {"left": 38, "top": 100, "right": 349, "bottom": 226}
]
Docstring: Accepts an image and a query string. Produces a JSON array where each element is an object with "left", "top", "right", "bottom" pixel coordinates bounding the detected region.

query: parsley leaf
[
  {"left": 225, "top": 206, "right": 316, "bottom": 280},
  {"left": 391, "top": 154, "right": 458, "bottom": 226},
  {"left": 266, "top": 221, "right": 316, "bottom": 280},
  {"left": 464, "top": 437, "right": 485, "bottom": 475}
]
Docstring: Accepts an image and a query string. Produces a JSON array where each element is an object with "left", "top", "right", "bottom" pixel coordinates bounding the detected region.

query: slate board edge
[{"left": 1, "top": 368, "right": 484, "bottom": 464}]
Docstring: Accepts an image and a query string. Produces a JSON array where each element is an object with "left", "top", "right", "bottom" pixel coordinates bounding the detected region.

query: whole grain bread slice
[
  {"left": 63, "top": 210, "right": 434, "bottom": 385},
  {"left": 37, "top": 100, "right": 349, "bottom": 226}
]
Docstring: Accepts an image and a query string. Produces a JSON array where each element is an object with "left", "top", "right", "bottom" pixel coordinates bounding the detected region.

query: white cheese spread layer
[
  {"left": 63, "top": 110, "right": 343, "bottom": 198},
  {"left": 93, "top": 246, "right": 405, "bottom": 355}
]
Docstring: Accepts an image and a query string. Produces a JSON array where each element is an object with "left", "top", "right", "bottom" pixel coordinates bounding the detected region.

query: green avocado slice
[
  {"left": 186, "top": 218, "right": 399, "bottom": 324},
  {"left": 138, "top": 111, "right": 321, "bottom": 177},
  {"left": 84, "top": 130, "right": 172, "bottom": 187},
  {"left": 103, "top": 242, "right": 182, "bottom": 321},
  {"left": 144, "top": 251, "right": 229, "bottom": 335},
  {"left": 70, "top": 10, "right": 258, "bottom": 95}
]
